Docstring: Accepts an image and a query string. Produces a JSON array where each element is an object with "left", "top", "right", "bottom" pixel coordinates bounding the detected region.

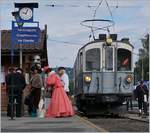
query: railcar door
[{"left": 102, "top": 45, "right": 116, "bottom": 94}]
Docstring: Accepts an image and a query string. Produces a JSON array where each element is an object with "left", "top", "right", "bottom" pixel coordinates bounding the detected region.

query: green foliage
[
  {"left": 69, "top": 80, "right": 74, "bottom": 95},
  {"left": 134, "top": 34, "right": 149, "bottom": 81}
]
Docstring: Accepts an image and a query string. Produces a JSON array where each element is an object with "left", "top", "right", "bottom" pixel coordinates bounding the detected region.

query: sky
[{"left": 0, "top": 0, "right": 150, "bottom": 67}]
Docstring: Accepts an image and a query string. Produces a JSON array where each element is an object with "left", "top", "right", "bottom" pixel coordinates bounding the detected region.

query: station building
[{"left": 1, "top": 25, "right": 48, "bottom": 111}]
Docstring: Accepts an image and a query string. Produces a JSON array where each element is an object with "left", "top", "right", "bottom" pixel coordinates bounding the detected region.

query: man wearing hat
[
  {"left": 6, "top": 67, "right": 26, "bottom": 117},
  {"left": 134, "top": 80, "right": 149, "bottom": 116},
  {"left": 58, "top": 67, "right": 70, "bottom": 96}
]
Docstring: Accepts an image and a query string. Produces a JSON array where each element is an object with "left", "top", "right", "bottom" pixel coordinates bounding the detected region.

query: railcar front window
[
  {"left": 117, "top": 49, "right": 131, "bottom": 71},
  {"left": 105, "top": 47, "right": 113, "bottom": 70},
  {"left": 86, "top": 48, "right": 100, "bottom": 71}
]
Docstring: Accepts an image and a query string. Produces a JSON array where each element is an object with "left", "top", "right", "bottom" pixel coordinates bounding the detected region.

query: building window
[
  {"left": 86, "top": 48, "right": 100, "bottom": 71},
  {"left": 105, "top": 47, "right": 113, "bottom": 70},
  {"left": 117, "top": 48, "right": 131, "bottom": 71}
]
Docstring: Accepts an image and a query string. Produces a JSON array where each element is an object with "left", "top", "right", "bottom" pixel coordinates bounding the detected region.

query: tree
[{"left": 134, "top": 34, "right": 149, "bottom": 82}]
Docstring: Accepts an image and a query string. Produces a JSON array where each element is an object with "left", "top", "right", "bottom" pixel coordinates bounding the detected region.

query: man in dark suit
[
  {"left": 134, "top": 80, "right": 149, "bottom": 116},
  {"left": 6, "top": 67, "right": 26, "bottom": 117}
]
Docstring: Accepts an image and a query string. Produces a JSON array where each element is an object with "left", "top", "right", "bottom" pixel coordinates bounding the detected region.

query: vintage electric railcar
[{"left": 73, "top": 34, "right": 134, "bottom": 114}]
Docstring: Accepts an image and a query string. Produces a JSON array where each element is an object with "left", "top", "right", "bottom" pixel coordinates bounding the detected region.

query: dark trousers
[
  {"left": 126, "top": 98, "right": 133, "bottom": 111},
  {"left": 138, "top": 98, "right": 148, "bottom": 115},
  {"left": 138, "top": 99, "right": 144, "bottom": 110},
  {"left": 28, "top": 87, "right": 41, "bottom": 115},
  {"left": 7, "top": 93, "right": 22, "bottom": 117}
]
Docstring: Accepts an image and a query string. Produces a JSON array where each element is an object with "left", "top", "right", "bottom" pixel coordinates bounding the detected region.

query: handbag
[
  {"left": 45, "top": 87, "right": 52, "bottom": 98},
  {"left": 38, "top": 98, "right": 44, "bottom": 110},
  {"left": 38, "top": 96, "right": 45, "bottom": 118},
  {"left": 38, "top": 108, "right": 46, "bottom": 118}
]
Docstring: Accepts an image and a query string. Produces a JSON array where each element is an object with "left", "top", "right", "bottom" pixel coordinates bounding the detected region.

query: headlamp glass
[{"left": 84, "top": 76, "right": 92, "bottom": 82}]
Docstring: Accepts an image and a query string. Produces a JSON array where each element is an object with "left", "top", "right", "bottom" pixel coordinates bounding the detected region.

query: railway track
[
  {"left": 77, "top": 111, "right": 149, "bottom": 132},
  {"left": 87, "top": 117, "right": 149, "bottom": 132}
]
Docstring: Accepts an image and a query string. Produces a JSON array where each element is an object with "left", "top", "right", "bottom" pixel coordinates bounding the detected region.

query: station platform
[
  {"left": 1, "top": 109, "right": 148, "bottom": 132},
  {"left": 125, "top": 110, "right": 149, "bottom": 123},
  {"left": 1, "top": 114, "right": 107, "bottom": 132}
]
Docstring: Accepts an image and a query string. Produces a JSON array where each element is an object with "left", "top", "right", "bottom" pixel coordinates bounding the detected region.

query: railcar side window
[
  {"left": 117, "top": 48, "right": 131, "bottom": 71},
  {"left": 80, "top": 52, "right": 83, "bottom": 70},
  {"left": 105, "top": 47, "right": 113, "bottom": 70},
  {"left": 86, "top": 48, "right": 100, "bottom": 71}
]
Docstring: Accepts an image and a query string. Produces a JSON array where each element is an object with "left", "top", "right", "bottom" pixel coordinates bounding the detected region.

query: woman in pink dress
[{"left": 44, "top": 67, "right": 74, "bottom": 118}]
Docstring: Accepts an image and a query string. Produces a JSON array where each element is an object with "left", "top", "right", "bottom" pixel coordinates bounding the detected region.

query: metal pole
[
  {"left": 20, "top": 44, "right": 23, "bottom": 68},
  {"left": 10, "top": 21, "right": 15, "bottom": 120},
  {"left": 141, "top": 57, "right": 144, "bottom": 80}
]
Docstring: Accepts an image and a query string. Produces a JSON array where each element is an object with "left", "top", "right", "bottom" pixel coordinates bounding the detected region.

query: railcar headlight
[
  {"left": 126, "top": 75, "right": 133, "bottom": 84},
  {"left": 106, "top": 37, "right": 112, "bottom": 45},
  {"left": 84, "top": 76, "right": 92, "bottom": 83}
]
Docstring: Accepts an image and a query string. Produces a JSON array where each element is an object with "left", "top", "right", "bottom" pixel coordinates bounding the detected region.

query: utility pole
[
  {"left": 141, "top": 54, "right": 144, "bottom": 80},
  {"left": 20, "top": 44, "right": 23, "bottom": 68}
]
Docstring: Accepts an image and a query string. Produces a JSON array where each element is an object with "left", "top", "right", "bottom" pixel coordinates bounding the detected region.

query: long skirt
[{"left": 45, "top": 86, "right": 74, "bottom": 118}]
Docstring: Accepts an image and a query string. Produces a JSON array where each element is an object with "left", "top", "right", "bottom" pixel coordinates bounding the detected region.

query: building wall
[{"left": 1, "top": 83, "right": 8, "bottom": 111}]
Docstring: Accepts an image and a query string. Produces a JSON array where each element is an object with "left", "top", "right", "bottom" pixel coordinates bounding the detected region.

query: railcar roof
[{"left": 79, "top": 40, "right": 134, "bottom": 52}]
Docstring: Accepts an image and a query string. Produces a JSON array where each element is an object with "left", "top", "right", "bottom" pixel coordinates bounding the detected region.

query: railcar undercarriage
[{"left": 76, "top": 94, "right": 132, "bottom": 116}]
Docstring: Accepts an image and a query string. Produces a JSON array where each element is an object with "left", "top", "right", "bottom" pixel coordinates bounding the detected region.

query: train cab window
[
  {"left": 117, "top": 49, "right": 131, "bottom": 71},
  {"left": 105, "top": 47, "right": 113, "bottom": 70},
  {"left": 86, "top": 48, "right": 100, "bottom": 71},
  {"left": 80, "top": 52, "right": 83, "bottom": 69}
]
